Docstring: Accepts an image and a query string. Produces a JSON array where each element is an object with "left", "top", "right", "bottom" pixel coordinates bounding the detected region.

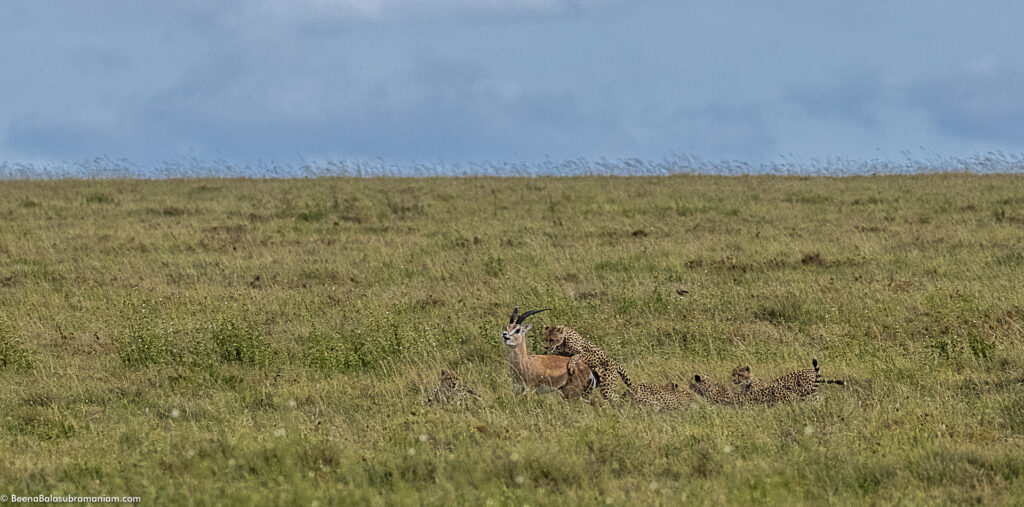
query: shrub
[
  {"left": 483, "top": 255, "right": 505, "bottom": 278},
  {"left": 115, "top": 296, "right": 271, "bottom": 368},
  {"left": 210, "top": 318, "right": 271, "bottom": 366},
  {"left": 0, "top": 316, "right": 33, "bottom": 371},
  {"left": 752, "top": 296, "right": 805, "bottom": 326},
  {"left": 922, "top": 290, "right": 995, "bottom": 361},
  {"left": 305, "top": 329, "right": 374, "bottom": 373},
  {"left": 114, "top": 297, "right": 184, "bottom": 368},
  {"left": 85, "top": 193, "right": 114, "bottom": 204},
  {"left": 297, "top": 209, "right": 326, "bottom": 222},
  {"left": 304, "top": 317, "right": 409, "bottom": 373}
]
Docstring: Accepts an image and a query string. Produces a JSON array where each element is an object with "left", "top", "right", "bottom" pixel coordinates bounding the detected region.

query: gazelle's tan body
[
  {"left": 506, "top": 339, "right": 594, "bottom": 398},
  {"left": 502, "top": 307, "right": 594, "bottom": 399}
]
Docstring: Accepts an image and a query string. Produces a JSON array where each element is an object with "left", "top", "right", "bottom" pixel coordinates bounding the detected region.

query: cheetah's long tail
[
  {"left": 812, "top": 357, "right": 846, "bottom": 385},
  {"left": 616, "top": 364, "right": 633, "bottom": 389}
]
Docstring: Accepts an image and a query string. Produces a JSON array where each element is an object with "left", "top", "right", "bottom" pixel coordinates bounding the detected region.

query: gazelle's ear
[{"left": 523, "top": 324, "right": 533, "bottom": 333}]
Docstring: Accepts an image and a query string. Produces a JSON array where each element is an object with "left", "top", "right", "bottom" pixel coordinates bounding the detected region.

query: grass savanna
[{"left": 2, "top": 174, "right": 1024, "bottom": 504}]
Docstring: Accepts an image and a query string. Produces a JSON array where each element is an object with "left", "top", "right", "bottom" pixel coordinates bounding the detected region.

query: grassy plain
[{"left": 1, "top": 174, "right": 1024, "bottom": 505}]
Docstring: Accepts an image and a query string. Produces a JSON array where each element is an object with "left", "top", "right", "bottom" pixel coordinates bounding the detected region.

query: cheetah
[
  {"left": 732, "top": 358, "right": 845, "bottom": 399},
  {"left": 737, "top": 381, "right": 799, "bottom": 406},
  {"left": 543, "top": 325, "right": 632, "bottom": 400},
  {"left": 689, "top": 374, "right": 743, "bottom": 405},
  {"left": 731, "top": 366, "right": 767, "bottom": 392},
  {"left": 623, "top": 381, "right": 697, "bottom": 411},
  {"left": 425, "top": 369, "right": 479, "bottom": 406},
  {"left": 691, "top": 373, "right": 797, "bottom": 406}
]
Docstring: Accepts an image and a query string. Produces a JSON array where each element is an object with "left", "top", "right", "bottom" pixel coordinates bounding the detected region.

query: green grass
[{"left": 1, "top": 174, "right": 1024, "bottom": 504}]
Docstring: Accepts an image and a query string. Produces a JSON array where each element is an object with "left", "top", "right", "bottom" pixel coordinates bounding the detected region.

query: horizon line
[{"left": 2, "top": 152, "right": 1024, "bottom": 180}]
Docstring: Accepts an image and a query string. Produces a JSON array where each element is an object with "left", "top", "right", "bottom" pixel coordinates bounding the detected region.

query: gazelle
[{"left": 502, "top": 307, "right": 595, "bottom": 398}]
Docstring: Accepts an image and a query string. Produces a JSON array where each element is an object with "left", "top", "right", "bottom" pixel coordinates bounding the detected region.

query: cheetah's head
[
  {"left": 689, "top": 374, "right": 710, "bottom": 396},
  {"left": 542, "top": 325, "right": 568, "bottom": 352},
  {"left": 439, "top": 369, "right": 460, "bottom": 388},
  {"left": 731, "top": 366, "right": 752, "bottom": 386}
]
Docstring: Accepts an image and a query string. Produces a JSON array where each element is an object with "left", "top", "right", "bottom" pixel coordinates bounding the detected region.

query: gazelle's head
[{"left": 502, "top": 306, "right": 548, "bottom": 347}]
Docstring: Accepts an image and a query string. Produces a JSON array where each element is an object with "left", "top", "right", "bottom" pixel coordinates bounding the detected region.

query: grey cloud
[
  {"left": 112, "top": 48, "right": 612, "bottom": 161},
  {"left": 5, "top": 0, "right": 1024, "bottom": 167},
  {"left": 908, "top": 67, "right": 1024, "bottom": 144},
  {"left": 176, "top": 0, "right": 615, "bottom": 31},
  {"left": 786, "top": 74, "right": 894, "bottom": 129},
  {"left": 7, "top": 119, "right": 111, "bottom": 159},
  {"left": 662, "top": 105, "right": 777, "bottom": 162},
  {"left": 783, "top": 66, "right": 1024, "bottom": 149}
]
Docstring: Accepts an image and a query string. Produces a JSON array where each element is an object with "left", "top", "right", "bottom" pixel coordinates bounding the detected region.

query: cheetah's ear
[
  {"left": 744, "top": 366, "right": 750, "bottom": 373},
  {"left": 693, "top": 374, "right": 702, "bottom": 382}
]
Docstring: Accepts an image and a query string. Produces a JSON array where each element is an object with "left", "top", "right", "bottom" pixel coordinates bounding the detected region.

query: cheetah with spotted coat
[
  {"left": 425, "top": 369, "right": 479, "bottom": 406},
  {"left": 689, "top": 374, "right": 743, "bottom": 405},
  {"left": 732, "top": 357, "right": 845, "bottom": 400},
  {"left": 543, "top": 325, "right": 632, "bottom": 400},
  {"left": 690, "top": 373, "right": 800, "bottom": 406},
  {"left": 622, "top": 381, "right": 697, "bottom": 411}
]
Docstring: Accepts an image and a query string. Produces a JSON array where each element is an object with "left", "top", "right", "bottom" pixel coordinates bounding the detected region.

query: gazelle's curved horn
[
  {"left": 509, "top": 307, "right": 520, "bottom": 325},
  {"left": 515, "top": 308, "right": 549, "bottom": 325}
]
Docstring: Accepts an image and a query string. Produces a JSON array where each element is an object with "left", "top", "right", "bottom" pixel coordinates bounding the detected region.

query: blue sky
[{"left": 2, "top": 0, "right": 1024, "bottom": 171}]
